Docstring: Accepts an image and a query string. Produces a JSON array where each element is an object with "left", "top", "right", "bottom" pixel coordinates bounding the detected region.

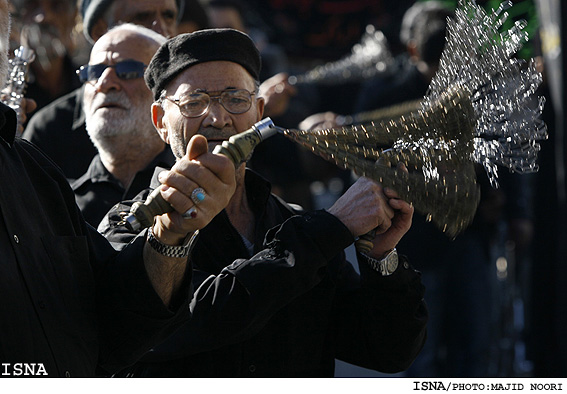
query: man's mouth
[{"left": 98, "top": 103, "right": 123, "bottom": 110}]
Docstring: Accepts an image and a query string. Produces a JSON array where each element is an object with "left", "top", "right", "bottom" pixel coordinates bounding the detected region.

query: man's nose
[
  {"left": 202, "top": 99, "right": 232, "bottom": 128},
  {"left": 93, "top": 67, "right": 121, "bottom": 92}
]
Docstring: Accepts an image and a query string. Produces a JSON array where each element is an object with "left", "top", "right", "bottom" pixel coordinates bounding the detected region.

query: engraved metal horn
[
  {"left": 283, "top": 0, "right": 548, "bottom": 243},
  {"left": 284, "top": 85, "right": 481, "bottom": 239}
]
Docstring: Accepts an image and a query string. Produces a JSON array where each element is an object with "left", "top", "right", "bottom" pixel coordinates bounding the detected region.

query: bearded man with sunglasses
[
  {"left": 71, "top": 23, "right": 176, "bottom": 227},
  {"left": 22, "top": 0, "right": 182, "bottom": 182},
  {"left": 103, "top": 28, "right": 428, "bottom": 378}
]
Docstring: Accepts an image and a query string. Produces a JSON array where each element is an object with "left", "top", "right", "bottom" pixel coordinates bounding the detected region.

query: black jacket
[
  {"left": 0, "top": 103, "right": 190, "bottom": 377},
  {"left": 101, "top": 168, "right": 428, "bottom": 377}
]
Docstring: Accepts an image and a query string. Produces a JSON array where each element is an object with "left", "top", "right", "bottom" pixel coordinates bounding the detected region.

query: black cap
[
  {"left": 145, "top": 28, "right": 261, "bottom": 101},
  {"left": 81, "top": 0, "right": 185, "bottom": 43},
  {"left": 82, "top": 0, "right": 114, "bottom": 43}
]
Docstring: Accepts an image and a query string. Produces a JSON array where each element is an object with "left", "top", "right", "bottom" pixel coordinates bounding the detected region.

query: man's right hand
[
  {"left": 327, "top": 177, "right": 413, "bottom": 258},
  {"left": 152, "top": 135, "right": 236, "bottom": 246}
]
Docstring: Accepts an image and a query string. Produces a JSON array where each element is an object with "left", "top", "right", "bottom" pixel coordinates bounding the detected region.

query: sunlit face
[
  {"left": 156, "top": 61, "right": 265, "bottom": 160},
  {"left": 83, "top": 29, "right": 158, "bottom": 147},
  {"left": 109, "top": 0, "right": 178, "bottom": 38}
]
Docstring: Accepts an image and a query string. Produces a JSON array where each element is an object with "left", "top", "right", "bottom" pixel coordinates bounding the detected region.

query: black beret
[{"left": 145, "top": 28, "right": 261, "bottom": 101}]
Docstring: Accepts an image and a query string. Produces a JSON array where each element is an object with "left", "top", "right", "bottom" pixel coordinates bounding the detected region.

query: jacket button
[
  {"left": 13, "top": 235, "right": 19, "bottom": 244},
  {"left": 65, "top": 371, "right": 71, "bottom": 377},
  {"left": 248, "top": 364, "right": 256, "bottom": 373}
]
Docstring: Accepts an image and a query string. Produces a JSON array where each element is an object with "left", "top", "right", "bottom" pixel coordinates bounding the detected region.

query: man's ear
[
  {"left": 255, "top": 96, "right": 265, "bottom": 122},
  {"left": 151, "top": 103, "right": 170, "bottom": 144}
]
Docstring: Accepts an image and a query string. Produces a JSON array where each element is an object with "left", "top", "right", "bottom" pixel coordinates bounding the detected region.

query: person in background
[
  {"left": 0, "top": 0, "right": 236, "bottom": 376},
  {"left": 102, "top": 28, "right": 427, "bottom": 377},
  {"left": 71, "top": 24, "right": 174, "bottom": 227},
  {"left": 82, "top": 0, "right": 179, "bottom": 43},
  {"left": 354, "top": 1, "right": 450, "bottom": 113},
  {"left": 22, "top": 0, "right": 183, "bottom": 181},
  {"left": 7, "top": 0, "right": 82, "bottom": 118}
]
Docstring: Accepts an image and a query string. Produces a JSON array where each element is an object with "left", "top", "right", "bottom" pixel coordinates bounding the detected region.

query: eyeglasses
[
  {"left": 76, "top": 60, "right": 147, "bottom": 84},
  {"left": 161, "top": 89, "right": 256, "bottom": 118}
]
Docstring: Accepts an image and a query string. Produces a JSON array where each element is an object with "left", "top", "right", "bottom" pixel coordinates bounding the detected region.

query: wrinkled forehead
[
  {"left": 90, "top": 30, "right": 158, "bottom": 65},
  {"left": 167, "top": 60, "right": 257, "bottom": 96}
]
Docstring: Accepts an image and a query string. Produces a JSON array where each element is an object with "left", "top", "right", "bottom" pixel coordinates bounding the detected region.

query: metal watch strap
[
  {"left": 362, "top": 248, "right": 398, "bottom": 276},
  {"left": 147, "top": 227, "right": 198, "bottom": 258}
]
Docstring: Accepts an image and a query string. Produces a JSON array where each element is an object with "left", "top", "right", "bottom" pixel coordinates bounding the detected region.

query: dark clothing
[
  {"left": 71, "top": 147, "right": 176, "bottom": 227},
  {"left": 0, "top": 103, "right": 190, "bottom": 377},
  {"left": 101, "top": 168, "right": 428, "bottom": 377},
  {"left": 22, "top": 87, "right": 96, "bottom": 182}
]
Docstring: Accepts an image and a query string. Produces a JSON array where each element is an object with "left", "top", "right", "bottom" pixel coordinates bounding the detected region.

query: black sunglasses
[{"left": 76, "top": 60, "right": 146, "bottom": 83}]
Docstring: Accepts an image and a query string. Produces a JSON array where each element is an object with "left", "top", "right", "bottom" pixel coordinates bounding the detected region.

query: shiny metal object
[
  {"left": 1, "top": 46, "right": 35, "bottom": 134},
  {"left": 212, "top": 117, "right": 279, "bottom": 163},
  {"left": 285, "top": 85, "right": 481, "bottom": 239},
  {"left": 284, "top": 0, "right": 547, "bottom": 240}
]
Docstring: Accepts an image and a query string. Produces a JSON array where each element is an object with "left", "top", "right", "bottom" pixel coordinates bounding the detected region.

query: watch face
[
  {"left": 381, "top": 249, "right": 398, "bottom": 275},
  {"left": 386, "top": 258, "right": 398, "bottom": 274}
]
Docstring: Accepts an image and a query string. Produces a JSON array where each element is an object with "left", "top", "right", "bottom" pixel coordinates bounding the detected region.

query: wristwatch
[
  {"left": 147, "top": 227, "right": 198, "bottom": 258},
  {"left": 363, "top": 248, "right": 398, "bottom": 276}
]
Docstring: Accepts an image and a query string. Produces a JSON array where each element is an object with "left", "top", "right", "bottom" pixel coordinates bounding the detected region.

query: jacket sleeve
[
  {"left": 88, "top": 209, "right": 192, "bottom": 374},
  {"left": 330, "top": 251, "right": 428, "bottom": 373}
]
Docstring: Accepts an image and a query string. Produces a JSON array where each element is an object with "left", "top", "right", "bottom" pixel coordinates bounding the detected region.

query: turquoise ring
[{"left": 191, "top": 187, "right": 206, "bottom": 205}]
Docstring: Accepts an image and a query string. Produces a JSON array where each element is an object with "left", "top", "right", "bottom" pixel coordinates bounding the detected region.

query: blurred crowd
[{"left": 3, "top": 0, "right": 563, "bottom": 377}]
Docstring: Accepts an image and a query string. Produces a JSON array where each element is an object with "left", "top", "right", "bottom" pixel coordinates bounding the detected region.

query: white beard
[{"left": 85, "top": 91, "right": 158, "bottom": 155}]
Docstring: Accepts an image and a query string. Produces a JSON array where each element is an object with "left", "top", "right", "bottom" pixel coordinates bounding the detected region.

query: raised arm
[{"left": 143, "top": 135, "right": 236, "bottom": 306}]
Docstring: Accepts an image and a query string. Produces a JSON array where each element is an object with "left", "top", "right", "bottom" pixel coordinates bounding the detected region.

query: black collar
[{"left": 72, "top": 146, "right": 176, "bottom": 190}]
